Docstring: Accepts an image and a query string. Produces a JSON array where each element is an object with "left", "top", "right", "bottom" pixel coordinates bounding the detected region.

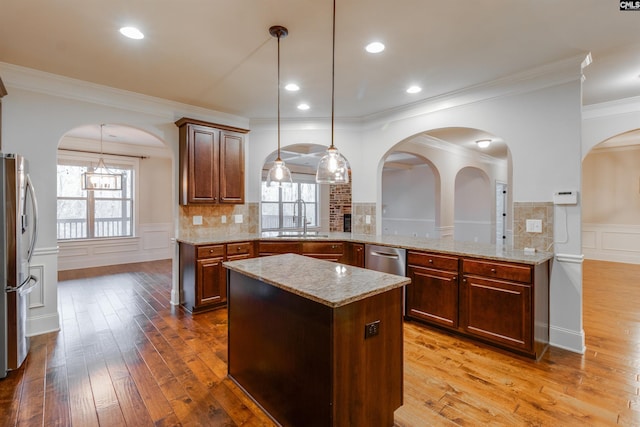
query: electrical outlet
[
  {"left": 234, "top": 214, "right": 243, "bottom": 224},
  {"left": 365, "top": 215, "right": 371, "bottom": 224},
  {"left": 526, "top": 219, "right": 542, "bottom": 233},
  {"left": 221, "top": 215, "right": 227, "bottom": 224},
  {"left": 364, "top": 320, "right": 380, "bottom": 339},
  {"left": 192, "top": 215, "right": 203, "bottom": 225}
]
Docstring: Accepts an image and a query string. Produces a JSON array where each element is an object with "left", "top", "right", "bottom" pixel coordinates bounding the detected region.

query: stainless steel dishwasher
[{"left": 365, "top": 244, "right": 406, "bottom": 276}]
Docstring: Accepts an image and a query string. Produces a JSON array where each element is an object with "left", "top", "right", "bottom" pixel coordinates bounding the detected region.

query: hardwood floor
[{"left": 1, "top": 259, "right": 639, "bottom": 426}]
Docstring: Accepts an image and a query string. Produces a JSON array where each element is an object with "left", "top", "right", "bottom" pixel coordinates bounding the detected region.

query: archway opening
[{"left": 261, "top": 143, "right": 352, "bottom": 233}]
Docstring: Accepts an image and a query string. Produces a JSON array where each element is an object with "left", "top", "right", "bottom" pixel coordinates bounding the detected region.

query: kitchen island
[{"left": 224, "top": 253, "right": 410, "bottom": 427}]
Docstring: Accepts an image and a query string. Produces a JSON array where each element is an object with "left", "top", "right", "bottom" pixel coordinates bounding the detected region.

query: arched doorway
[
  {"left": 261, "top": 143, "right": 352, "bottom": 233},
  {"left": 582, "top": 130, "right": 640, "bottom": 264},
  {"left": 454, "top": 167, "right": 492, "bottom": 243},
  {"left": 56, "top": 123, "right": 173, "bottom": 271}
]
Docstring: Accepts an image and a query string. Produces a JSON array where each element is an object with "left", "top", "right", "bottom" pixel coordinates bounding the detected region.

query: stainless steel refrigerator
[{"left": 1, "top": 153, "right": 38, "bottom": 378}]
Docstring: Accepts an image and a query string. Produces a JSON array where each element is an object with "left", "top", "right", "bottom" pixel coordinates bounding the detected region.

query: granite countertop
[
  {"left": 177, "top": 232, "right": 553, "bottom": 265},
  {"left": 223, "top": 253, "right": 410, "bottom": 308}
]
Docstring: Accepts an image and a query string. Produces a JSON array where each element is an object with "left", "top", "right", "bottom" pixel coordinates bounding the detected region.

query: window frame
[
  {"left": 57, "top": 152, "right": 139, "bottom": 241},
  {"left": 261, "top": 173, "right": 320, "bottom": 232}
]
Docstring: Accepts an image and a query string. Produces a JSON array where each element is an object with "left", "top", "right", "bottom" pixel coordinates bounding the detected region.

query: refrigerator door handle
[
  {"left": 24, "top": 174, "right": 39, "bottom": 262},
  {"left": 6, "top": 275, "right": 38, "bottom": 294}
]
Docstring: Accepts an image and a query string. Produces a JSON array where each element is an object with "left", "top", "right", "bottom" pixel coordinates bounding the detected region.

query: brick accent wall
[{"left": 329, "top": 181, "right": 352, "bottom": 232}]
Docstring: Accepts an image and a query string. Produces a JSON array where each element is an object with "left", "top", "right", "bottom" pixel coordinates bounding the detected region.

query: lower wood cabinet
[
  {"left": 406, "top": 251, "right": 459, "bottom": 329},
  {"left": 344, "top": 242, "right": 365, "bottom": 267},
  {"left": 460, "top": 258, "right": 548, "bottom": 359},
  {"left": 405, "top": 250, "right": 549, "bottom": 360},
  {"left": 301, "top": 241, "right": 345, "bottom": 262},
  {"left": 179, "top": 241, "right": 254, "bottom": 313}
]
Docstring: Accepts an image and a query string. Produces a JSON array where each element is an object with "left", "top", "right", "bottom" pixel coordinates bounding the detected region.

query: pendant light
[
  {"left": 82, "top": 124, "right": 123, "bottom": 191},
  {"left": 266, "top": 25, "right": 293, "bottom": 188},
  {"left": 316, "top": 0, "right": 349, "bottom": 184}
]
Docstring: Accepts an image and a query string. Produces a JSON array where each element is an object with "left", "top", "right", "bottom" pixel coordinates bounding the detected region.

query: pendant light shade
[
  {"left": 266, "top": 25, "right": 293, "bottom": 188},
  {"left": 316, "top": 0, "right": 349, "bottom": 184},
  {"left": 82, "top": 124, "right": 123, "bottom": 191}
]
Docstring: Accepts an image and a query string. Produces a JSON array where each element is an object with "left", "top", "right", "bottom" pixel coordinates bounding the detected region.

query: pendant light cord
[
  {"left": 277, "top": 32, "right": 282, "bottom": 161},
  {"left": 330, "top": 0, "right": 336, "bottom": 150}
]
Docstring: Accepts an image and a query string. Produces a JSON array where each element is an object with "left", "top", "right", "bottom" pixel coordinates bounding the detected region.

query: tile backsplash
[
  {"left": 179, "top": 203, "right": 258, "bottom": 238},
  {"left": 513, "top": 202, "right": 554, "bottom": 252},
  {"left": 352, "top": 202, "right": 376, "bottom": 235}
]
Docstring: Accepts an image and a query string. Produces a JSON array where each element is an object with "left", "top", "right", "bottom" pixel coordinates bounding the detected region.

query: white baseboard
[
  {"left": 27, "top": 312, "right": 61, "bottom": 337},
  {"left": 549, "top": 325, "right": 585, "bottom": 354}
]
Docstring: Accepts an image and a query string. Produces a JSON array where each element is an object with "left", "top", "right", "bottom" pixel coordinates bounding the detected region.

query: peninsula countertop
[
  {"left": 178, "top": 232, "right": 554, "bottom": 265},
  {"left": 223, "top": 253, "right": 411, "bottom": 308}
]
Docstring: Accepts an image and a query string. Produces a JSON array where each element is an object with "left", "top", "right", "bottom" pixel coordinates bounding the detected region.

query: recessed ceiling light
[
  {"left": 285, "top": 83, "right": 300, "bottom": 91},
  {"left": 365, "top": 42, "right": 385, "bottom": 54},
  {"left": 297, "top": 103, "right": 310, "bottom": 110},
  {"left": 476, "top": 139, "right": 491, "bottom": 148},
  {"left": 119, "top": 26, "right": 144, "bottom": 40},
  {"left": 406, "top": 86, "right": 422, "bottom": 94}
]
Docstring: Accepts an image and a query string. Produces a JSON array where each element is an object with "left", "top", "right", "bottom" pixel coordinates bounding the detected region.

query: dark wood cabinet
[
  {"left": 344, "top": 242, "right": 365, "bottom": 267},
  {"left": 301, "top": 241, "right": 345, "bottom": 262},
  {"left": 406, "top": 251, "right": 459, "bottom": 329},
  {"left": 176, "top": 117, "right": 248, "bottom": 205},
  {"left": 460, "top": 258, "right": 549, "bottom": 359},
  {"left": 179, "top": 241, "right": 255, "bottom": 313},
  {"left": 258, "top": 240, "right": 301, "bottom": 256}
]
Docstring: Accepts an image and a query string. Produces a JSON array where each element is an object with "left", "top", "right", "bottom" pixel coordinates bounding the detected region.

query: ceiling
[
  {"left": 2, "top": 0, "right": 640, "bottom": 123},
  {"left": 4, "top": 1, "right": 640, "bottom": 166}
]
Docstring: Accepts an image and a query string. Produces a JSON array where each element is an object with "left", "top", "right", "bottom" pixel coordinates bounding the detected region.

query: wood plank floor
[{"left": 1, "top": 259, "right": 639, "bottom": 426}]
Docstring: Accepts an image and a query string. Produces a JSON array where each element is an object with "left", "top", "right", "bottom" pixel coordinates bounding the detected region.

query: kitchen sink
[{"left": 275, "top": 231, "right": 329, "bottom": 238}]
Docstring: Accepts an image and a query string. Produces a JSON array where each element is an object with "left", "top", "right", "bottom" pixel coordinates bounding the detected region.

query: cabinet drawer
[
  {"left": 302, "top": 242, "right": 344, "bottom": 254},
  {"left": 462, "top": 259, "right": 531, "bottom": 283},
  {"left": 197, "top": 244, "right": 225, "bottom": 259},
  {"left": 258, "top": 241, "right": 300, "bottom": 255},
  {"left": 408, "top": 251, "right": 458, "bottom": 272},
  {"left": 227, "top": 241, "right": 253, "bottom": 257}
]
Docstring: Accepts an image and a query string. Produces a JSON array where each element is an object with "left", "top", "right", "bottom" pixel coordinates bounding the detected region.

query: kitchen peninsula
[
  {"left": 178, "top": 232, "right": 553, "bottom": 359},
  {"left": 224, "top": 253, "right": 410, "bottom": 427}
]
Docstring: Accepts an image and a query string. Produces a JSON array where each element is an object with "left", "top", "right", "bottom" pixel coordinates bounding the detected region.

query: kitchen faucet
[{"left": 294, "top": 198, "right": 307, "bottom": 235}]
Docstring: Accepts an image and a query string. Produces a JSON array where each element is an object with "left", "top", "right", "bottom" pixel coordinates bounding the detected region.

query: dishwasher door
[{"left": 364, "top": 244, "right": 406, "bottom": 276}]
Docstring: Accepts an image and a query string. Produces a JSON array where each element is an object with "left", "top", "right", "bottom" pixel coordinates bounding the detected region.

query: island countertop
[
  {"left": 223, "top": 253, "right": 410, "bottom": 308},
  {"left": 178, "top": 231, "right": 553, "bottom": 265}
]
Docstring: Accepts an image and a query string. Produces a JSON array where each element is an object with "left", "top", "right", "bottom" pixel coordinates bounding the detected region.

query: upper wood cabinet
[{"left": 176, "top": 117, "right": 249, "bottom": 205}]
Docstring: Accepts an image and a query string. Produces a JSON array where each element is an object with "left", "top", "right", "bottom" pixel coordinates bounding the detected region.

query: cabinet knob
[
  {"left": 491, "top": 268, "right": 496, "bottom": 273},
  {"left": 428, "top": 259, "right": 433, "bottom": 263},
  {"left": 210, "top": 249, "right": 214, "bottom": 253}
]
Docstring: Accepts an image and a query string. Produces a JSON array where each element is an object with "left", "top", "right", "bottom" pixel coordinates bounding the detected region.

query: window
[
  {"left": 261, "top": 176, "right": 318, "bottom": 231},
  {"left": 57, "top": 154, "right": 135, "bottom": 240}
]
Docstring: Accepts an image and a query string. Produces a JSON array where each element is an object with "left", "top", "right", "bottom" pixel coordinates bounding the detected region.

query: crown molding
[
  {"left": 0, "top": 62, "right": 249, "bottom": 130},
  {"left": 582, "top": 94, "right": 640, "bottom": 120},
  {"left": 362, "top": 54, "right": 586, "bottom": 130}
]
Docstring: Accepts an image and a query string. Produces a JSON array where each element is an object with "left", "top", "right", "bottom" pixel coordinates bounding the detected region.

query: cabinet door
[
  {"left": 219, "top": 130, "right": 244, "bottom": 204},
  {"left": 406, "top": 265, "right": 458, "bottom": 329},
  {"left": 347, "top": 243, "right": 365, "bottom": 267},
  {"left": 197, "top": 257, "right": 226, "bottom": 306},
  {"left": 188, "top": 124, "right": 220, "bottom": 203},
  {"left": 461, "top": 275, "right": 532, "bottom": 353}
]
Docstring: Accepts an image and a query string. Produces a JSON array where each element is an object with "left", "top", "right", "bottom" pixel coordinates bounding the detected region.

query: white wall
[
  {"left": 454, "top": 167, "right": 492, "bottom": 243},
  {"left": 0, "top": 62, "right": 249, "bottom": 336},
  {"left": 382, "top": 164, "right": 437, "bottom": 238},
  {"left": 582, "top": 145, "right": 640, "bottom": 264}
]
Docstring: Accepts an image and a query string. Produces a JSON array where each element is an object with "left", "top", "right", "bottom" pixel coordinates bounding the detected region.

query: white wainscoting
[
  {"left": 582, "top": 223, "right": 640, "bottom": 265},
  {"left": 58, "top": 222, "right": 173, "bottom": 270}
]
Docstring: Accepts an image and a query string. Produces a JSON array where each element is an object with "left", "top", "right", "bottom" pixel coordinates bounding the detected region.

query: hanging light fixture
[
  {"left": 316, "top": 0, "right": 349, "bottom": 184},
  {"left": 82, "top": 124, "right": 123, "bottom": 191},
  {"left": 266, "top": 25, "right": 293, "bottom": 187}
]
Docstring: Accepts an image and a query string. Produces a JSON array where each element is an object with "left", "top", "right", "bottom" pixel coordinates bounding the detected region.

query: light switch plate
[
  {"left": 526, "top": 219, "right": 542, "bottom": 233},
  {"left": 234, "top": 214, "right": 243, "bottom": 224},
  {"left": 193, "top": 215, "right": 203, "bottom": 225},
  {"left": 365, "top": 215, "right": 371, "bottom": 224},
  {"left": 221, "top": 215, "right": 227, "bottom": 224}
]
